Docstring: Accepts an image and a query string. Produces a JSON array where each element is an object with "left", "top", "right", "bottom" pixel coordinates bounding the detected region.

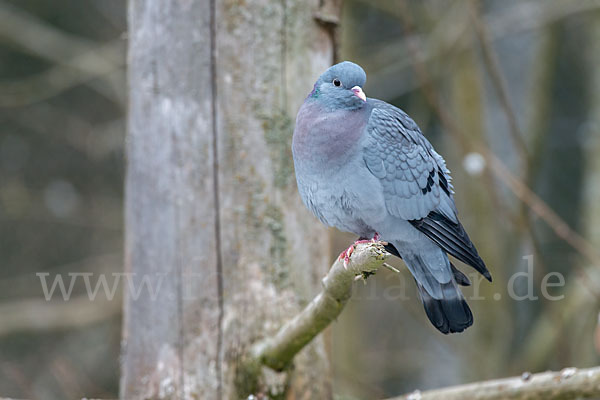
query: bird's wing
[
  {"left": 363, "top": 103, "right": 491, "bottom": 280},
  {"left": 362, "top": 104, "right": 456, "bottom": 221}
]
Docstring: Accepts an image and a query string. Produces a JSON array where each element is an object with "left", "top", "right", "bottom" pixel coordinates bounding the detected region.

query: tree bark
[
  {"left": 389, "top": 367, "right": 600, "bottom": 400},
  {"left": 122, "top": 0, "right": 339, "bottom": 399}
]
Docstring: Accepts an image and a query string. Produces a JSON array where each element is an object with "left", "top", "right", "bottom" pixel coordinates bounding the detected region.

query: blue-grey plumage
[{"left": 292, "top": 61, "right": 491, "bottom": 334}]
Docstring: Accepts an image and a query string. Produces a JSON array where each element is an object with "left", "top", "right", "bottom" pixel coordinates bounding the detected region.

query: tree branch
[
  {"left": 389, "top": 367, "right": 600, "bottom": 400},
  {"left": 244, "top": 243, "right": 600, "bottom": 400},
  {"left": 251, "top": 242, "right": 389, "bottom": 371}
]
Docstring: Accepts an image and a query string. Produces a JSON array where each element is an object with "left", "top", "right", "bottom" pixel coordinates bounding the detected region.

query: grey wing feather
[
  {"left": 364, "top": 103, "right": 491, "bottom": 281},
  {"left": 363, "top": 105, "right": 456, "bottom": 221}
]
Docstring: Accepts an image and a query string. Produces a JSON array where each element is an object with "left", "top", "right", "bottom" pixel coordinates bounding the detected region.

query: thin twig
[
  {"left": 484, "top": 150, "right": 600, "bottom": 298},
  {"left": 469, "top": 0, "right": 530, "bottom": 175},
  {"left": 382, "top": 262, "right": 401, "bottom": 274}
]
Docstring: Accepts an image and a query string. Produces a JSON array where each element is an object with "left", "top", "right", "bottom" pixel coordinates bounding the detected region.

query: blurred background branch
[
  {"left": 0, "top": 0, "right": 125, "bottom": 106},
  {"left": 0, "top": 295, "right": 121, "bottom": 337},
  {"left": 0, "top": 0, "right": 124, "bottom": 398}
]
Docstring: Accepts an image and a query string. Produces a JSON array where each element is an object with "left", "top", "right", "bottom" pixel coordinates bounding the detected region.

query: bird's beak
[{"left": 351, "top": 86, "right": 366, "bottom": 102}]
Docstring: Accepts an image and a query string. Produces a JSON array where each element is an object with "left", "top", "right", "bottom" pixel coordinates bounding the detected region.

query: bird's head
[{"left": 309, "top": 61, "right": 367, "bottom": 111}]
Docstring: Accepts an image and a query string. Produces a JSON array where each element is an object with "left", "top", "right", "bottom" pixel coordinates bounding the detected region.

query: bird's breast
[{"left": 292, "top": 101, "right": 369, "bottom": 169}]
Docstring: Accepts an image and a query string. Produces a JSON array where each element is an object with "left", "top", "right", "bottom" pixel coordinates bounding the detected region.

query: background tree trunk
[{"left": 121, "top": 0, "right": 339, "bottom": 398}]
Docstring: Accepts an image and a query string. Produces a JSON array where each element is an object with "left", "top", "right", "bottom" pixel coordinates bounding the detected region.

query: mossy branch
[
  {"left": 251, "top": 242, "right": 389, "bottom": 371},
  {"left": 241, "top": 243, "right": 600, "bottom": 400}
]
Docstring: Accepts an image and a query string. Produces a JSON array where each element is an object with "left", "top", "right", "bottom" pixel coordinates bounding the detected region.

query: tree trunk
[{"left": 121, "top": 0, "right": 339, "bottom": 399}]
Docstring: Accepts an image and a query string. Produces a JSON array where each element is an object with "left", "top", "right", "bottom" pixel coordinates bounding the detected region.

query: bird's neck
[{"left": 292, "top": 100, "right": 368, "bottom": 170}]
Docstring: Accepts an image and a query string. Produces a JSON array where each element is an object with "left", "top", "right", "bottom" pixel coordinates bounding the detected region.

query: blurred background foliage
[
  {"left": 1, "top": 0, "right": 600, "bottom": 399},
  {"left": 0, "top": 0, "right": 124, "bottom": 398}
]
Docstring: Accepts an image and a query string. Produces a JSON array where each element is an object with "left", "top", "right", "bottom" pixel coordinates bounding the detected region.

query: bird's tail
[
  {"left": 415, "top": 279, "right": 472, "bottom": 334},
  {"left": 390, "top": 241, "right": 473, "bottom": 334}
]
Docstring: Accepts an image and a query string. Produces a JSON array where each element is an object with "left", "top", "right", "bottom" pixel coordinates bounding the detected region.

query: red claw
[
  {"left": 338, "top": 244, "right": 354, "bottom": 270},
  {"left": 338, "top": 233, "right": 381, "bottom": 269}
]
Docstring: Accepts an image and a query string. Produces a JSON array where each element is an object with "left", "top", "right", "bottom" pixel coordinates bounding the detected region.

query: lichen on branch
[{"left": 251, "top": 242, "right": 389, "bottom": 371}]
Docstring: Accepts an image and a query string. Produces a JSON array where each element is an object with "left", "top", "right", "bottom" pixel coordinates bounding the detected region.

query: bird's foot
[
  {"left": 338, "top": 233, "right": 381, "bottom": 269},
  {"left": 338, "top": 242, "right": 364, "bottom": 269}
]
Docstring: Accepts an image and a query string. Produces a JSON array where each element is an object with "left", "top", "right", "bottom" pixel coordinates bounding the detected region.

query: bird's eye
[{"left": 333, "top": 79, "right": 341, "bottom": 87}]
